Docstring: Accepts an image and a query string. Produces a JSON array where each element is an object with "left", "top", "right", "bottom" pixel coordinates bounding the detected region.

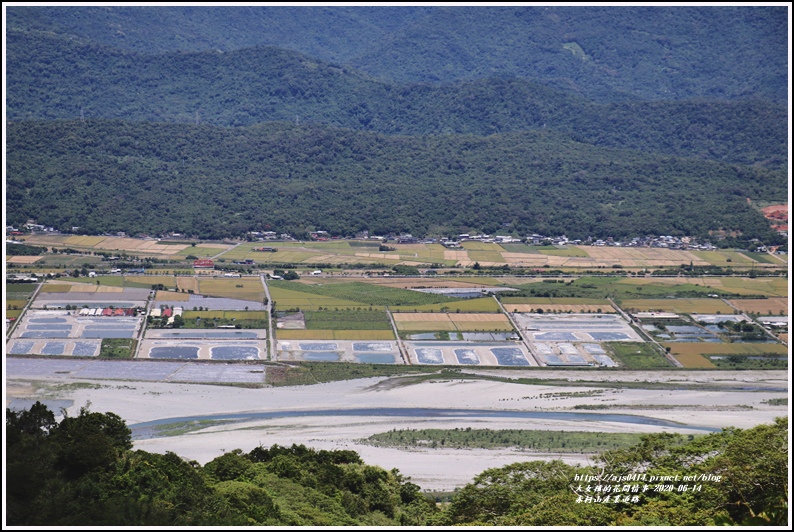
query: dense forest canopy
[
  {"left": 6, "top": 403, "right": 788, "bottom": 526},
  {"left": 4, "top": 5, "right": 788, "bottom": 243},
  {"left": 6, "top": 30, "right": 787, "bottom": 169},
  {"left": 7, "top": 5, "right": 788, "bottom": 102},
  {"left": 6, "top": 120, "right": 786, "bottom": 241}
]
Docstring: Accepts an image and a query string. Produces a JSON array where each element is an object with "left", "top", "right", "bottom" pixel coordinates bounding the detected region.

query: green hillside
[
  {"left": 6, "top": 30, "right": 786, "bottom": 168},
  {"left": 6, "top": 120, "right": 785, "bottom": 241},
  {"left": 7, "top": 5, "right": 787, "bottom": 103}
]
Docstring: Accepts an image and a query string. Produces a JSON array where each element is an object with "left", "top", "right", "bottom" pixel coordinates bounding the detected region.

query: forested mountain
[
  {"left": 7, "top": 5, "right": 787, "bottom": 102},
  {"left": 7, "top": 120, "right": 786, "bottom": 241},
  {"left": 6, "top": 30, "right": 787, "bottom": 168},
  {"left": 4, "top": 6, "right": 788, "bottom": 241},
  {"left": 6, "top": 403, "right": 788, "bottom": 526}
]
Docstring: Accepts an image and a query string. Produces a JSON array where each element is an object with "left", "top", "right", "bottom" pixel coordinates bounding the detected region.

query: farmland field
[
  {"left": 690, "top": 250, "right": 757, "bottom": 266},
  {"left": 38, "top": 283, "right": 73, "bottom": 293},
  {"left": 199, "top": 278, "right": 265, "bottom": 301},
  {"left": 127, "top": 275, "right": 177, "bottom": 288},
  {"left": 155, "top": 291, "right": 189, "bottom": 301},
  {"left": 393, "top": 312, "right": 512, "bottom": 332},
  {"left": 276, "top": 329, "right": 395, "bottom": 340},
  {"left": 6, "top": 283, "right": 38, "bottom": 295},
  {"left": 269, "top": 286, "right": 369, "bottom": 311},
  {"left": 740, "top": 252, "right": 784, "bottom": 264},
  {"left": 606, "top": 342, "right": 672, "bottom": 369},
  {"left": 391, "top": 297, "right": 501, "bottom": 313},
  {"left": 303, "top": 310, "right": 392, "bottom": 330},
  {"left": 6, "top": 299, "right": 27, "bottom": 310},
  {"left": 176, "top": 277, "right": 200, "bottom": 293},
  {"left": 269, "top": 280, "right": 455, "bottom": 307},
  {"left": 175, "top": 246, "right": 228, "bottom": 257},
  {"left": 7, "top": 256, "right": 43, "bottom": 264},
  {"left": 674, "top": 353, "right": 717, "bottom": 368},
  {"left": 663, "top": 342, "right": 788, "bottom": 356},
  {"left": 537, "top": 246, "right": 589, "bottom": 257},
  {"left": 619, "top": 298, "right": 735, "bottom": 314},
  {"left": 728, "top": 298, "right": 788, "bottom": 316}
]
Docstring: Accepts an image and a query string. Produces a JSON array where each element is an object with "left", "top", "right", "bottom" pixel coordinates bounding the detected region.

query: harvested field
[
  {"left": 395, "top": 321, "right": 457, "bottom": 331},
  {"left": 6, "top": 256, "right": 43, "bottom": 263},
  {"left": 674, "top": 353, "right": 717, "bottom": 368},
  {"left": 392, "top": 313, "right": 452, "bottom": 322},
  {"left": 449, "top": 313, "right": 510, "bottom": 323},
  {"left": 585, "top": 247, "right": 707, "bottom": 267},
  {"left": 620, "top": 298, "right": 734, "bottom": 314},
  {"left": 176, "top": 277, "right": 200, "bottom": 293},
  {"left": 155, "top": 291, "right": 189, "bottom": 301},
  {"left": 39, "top": 283, "right": 72, "bottom": 293},
  {"left": 663, "top": 342, "right": 788, "bottom": 356},
  {"left": 96, "top": 285, "right": 124, "bottom": 293},
  {"left": 199, "top": 278, "right": 265, "bottom": 301},
  {"left": 728, "top": 298, "right": 788, "bottom": 316},
  {"left": 69, "top": 283, "right": 99, "bottom": 293}
]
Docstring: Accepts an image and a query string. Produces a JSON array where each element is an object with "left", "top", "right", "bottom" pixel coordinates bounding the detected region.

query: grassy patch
[
  {"left": 264, "top": 362, "right": 435, "bottom": 386},
  {"left": 762, "top": 398, "right": 788, "bottom": 406},
  {"left": 304, "top": 309, "right": 392, "bottom": 330},
  {"left": 179, "top": 310, "right": 268, "bottom": 329},
  {"left": 707, "top": 355, "right": 788, "bottom": 370},
  {"left": 364, "top": 428, "right": 655, "bottom": 452},
  {"left": 99, "top": 338, "right": 135, "bottom": 358},
  {"left": 607, "top": 342, "right": 672, "bottom": 369}
]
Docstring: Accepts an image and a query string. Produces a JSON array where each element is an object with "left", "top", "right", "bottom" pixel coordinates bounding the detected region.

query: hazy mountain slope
[
  {"left": 6, "top": 5, "right": 787, "bottom": 102},
  {"left": 7, "top": 120, "right": 785, "bottom": 240},
  {"left": 7, "top": 30, "right": 786, "bottom": 168}
]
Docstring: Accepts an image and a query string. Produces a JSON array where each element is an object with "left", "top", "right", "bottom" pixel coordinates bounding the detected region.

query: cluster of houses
[
  {"left": 150, "top": 306, "right": 183, "bottom": 325},
  {"left": 78, "top": 307, "right": 137, "bottom": 317}
]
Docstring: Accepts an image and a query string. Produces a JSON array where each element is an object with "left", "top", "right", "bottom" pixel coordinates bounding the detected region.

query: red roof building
[
  {"left": 162, "top": 308, "right": 173, "bottom": 317},
  {"left": 193, "top": 259, "right": 214, "bottom": 268}
]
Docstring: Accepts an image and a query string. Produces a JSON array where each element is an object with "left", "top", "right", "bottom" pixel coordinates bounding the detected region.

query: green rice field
[
  {"left": 537, "top": 246, "right": 590, "bottom": 257},
  {"left": 303, "top": 309, "right": 392, "bottom": 330},
  {"left": 269, "top": 280, "right": 456, "bottom": 307}
]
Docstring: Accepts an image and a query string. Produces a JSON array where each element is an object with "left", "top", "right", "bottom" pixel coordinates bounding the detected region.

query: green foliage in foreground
[
  {"left": 365, "top": 428, "right": 655, "bottom": 453},
  {"left": 6, "top": 403, "right": 787, "bottom": 526}
]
